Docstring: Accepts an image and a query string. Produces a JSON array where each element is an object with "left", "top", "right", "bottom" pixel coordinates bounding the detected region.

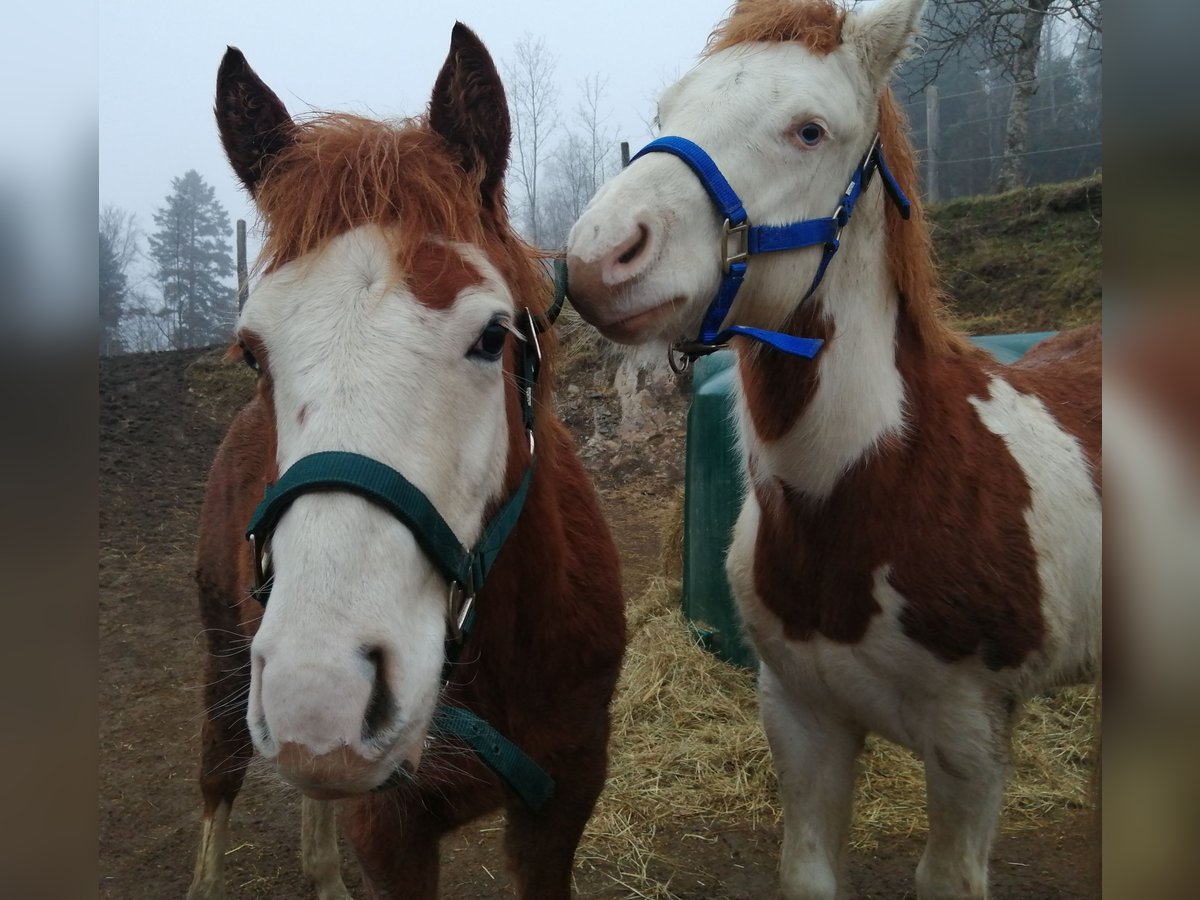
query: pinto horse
[
  {"left": 187, "top": 25, "right": 625, "bottom": 900},
  {"left": 566, "top": 0, "right": 1100, "bottom": 897}
]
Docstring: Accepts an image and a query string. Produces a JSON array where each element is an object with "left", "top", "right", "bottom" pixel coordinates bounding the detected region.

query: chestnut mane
[{"left": 706, "top": 0, "right": 968, "bottom": 356}]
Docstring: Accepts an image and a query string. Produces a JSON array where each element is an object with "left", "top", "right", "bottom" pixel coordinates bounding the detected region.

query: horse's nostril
[
  {"left": 617, "top": 224, "right": 650, "bottom": 265},
  {"left": 359, "top": 645, "right": 395, "bottom": 743}
]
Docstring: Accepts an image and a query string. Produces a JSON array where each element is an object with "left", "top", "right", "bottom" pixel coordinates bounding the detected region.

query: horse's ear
[
  {"left": 429, "top": 23, "right": 510, "bottom": 209},
  {"left": 842, "top": 0, "right": 925, "bottom": 92},
  {"left": 215, "top": 47, "right": 295, "bottom": 195}
]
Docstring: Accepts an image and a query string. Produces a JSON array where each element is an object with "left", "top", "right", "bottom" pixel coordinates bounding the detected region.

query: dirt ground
[{"left": 98, "top": 346, "right": 1099, "bottom": 899}]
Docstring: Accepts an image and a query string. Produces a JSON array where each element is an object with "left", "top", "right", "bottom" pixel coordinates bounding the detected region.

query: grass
[{"left": 932, "top": 175, "right": 1102, "bottom": 334}]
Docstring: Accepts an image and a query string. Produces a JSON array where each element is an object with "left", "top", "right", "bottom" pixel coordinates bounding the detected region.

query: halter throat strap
[{"left": 630, "top": 133, "right": 911, "bottom": 364}]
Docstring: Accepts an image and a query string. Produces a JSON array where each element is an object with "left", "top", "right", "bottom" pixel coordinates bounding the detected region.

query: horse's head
[
  {"left": 216, "top": 25, "right": 542, "bottom": 797},
  {"left": 566, "top": 0, "right": 924, "bottom": 345}
]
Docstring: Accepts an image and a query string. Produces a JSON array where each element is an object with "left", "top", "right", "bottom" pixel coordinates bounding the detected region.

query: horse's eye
[
  {"left": 470, "top": 320, "right": 509, "bottom": 361},
  {"left": 797, "top": 122, "right": 825, "bottom": 147},
  {"left": 241, "top": 344, "right": 260, "bottom": 373}
]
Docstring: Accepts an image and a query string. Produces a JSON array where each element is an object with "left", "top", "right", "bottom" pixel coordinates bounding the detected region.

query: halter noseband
[
  {"left": 243, "top": 302, "right": 558, "bottom": 811},
  {"left": 629, "top": 133, "right": 911, "bottom": 369}
]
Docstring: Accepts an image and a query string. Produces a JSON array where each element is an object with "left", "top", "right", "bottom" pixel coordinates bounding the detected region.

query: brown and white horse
[
  {"left": 188, "top": 25, "right": 625, "bottom": 900},
  {"left": 566, "top": 1, "right": 1100, "bottom": 897}
]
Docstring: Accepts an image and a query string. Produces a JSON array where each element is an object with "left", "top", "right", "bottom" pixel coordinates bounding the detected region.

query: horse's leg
[
  {"left": 187, "top": 636, "right": 253, "bottom": 900},
  {"left": 340, "top": 774, "right": 495, "bottom": 900},
  {"left": 915, "top": 699, "right": 1011, "bottom": 900},
  {"left": 761, "top": 664, "right": 865, "bottom": 900},
  {"left": 301, "top": 796, "right": 352, "bottom": 900},
  {"left": 502, "top": 735, "right": 610, "bottom": 900}
]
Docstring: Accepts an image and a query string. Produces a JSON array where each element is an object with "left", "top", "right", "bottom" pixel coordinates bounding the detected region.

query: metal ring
[{"left": 668, "top": 344, "right": 693, "bottom": 374}]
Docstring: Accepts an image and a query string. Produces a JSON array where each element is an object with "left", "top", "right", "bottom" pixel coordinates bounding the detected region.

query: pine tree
[
  {"left": 99, "top": 231, "right": 127, "bottom": 355},
  {"left": 148, "top": 170, "right": 236, "bottom": 348}
]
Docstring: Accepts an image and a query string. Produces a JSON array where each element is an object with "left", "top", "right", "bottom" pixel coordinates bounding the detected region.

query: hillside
[{"left": 931, "top": 175, "right": 1102, "bottom": 334}]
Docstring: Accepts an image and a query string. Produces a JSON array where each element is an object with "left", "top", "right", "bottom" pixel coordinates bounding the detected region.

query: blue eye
[{"left": 798, "top": 123, "right": 825, "bottom": 146}]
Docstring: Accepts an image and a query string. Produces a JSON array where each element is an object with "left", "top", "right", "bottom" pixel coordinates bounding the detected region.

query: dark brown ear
[
  {"left": 429, "top": 23, "right": 510, "bottom": 208},
  {"left": 215, "top": 47, "right": 295, "bottom": 195}
]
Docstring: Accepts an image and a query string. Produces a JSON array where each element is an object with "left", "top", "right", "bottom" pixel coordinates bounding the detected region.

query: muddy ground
[{"left": 99, "top": 346, "right": 1099, "bottom": 898}]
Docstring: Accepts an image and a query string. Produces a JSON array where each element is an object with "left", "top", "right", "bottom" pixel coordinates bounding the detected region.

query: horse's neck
[{"left": 734, "top": 203, "right": 910, "bottom": 501}]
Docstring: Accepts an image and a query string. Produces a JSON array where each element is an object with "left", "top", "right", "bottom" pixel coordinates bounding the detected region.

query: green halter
[{"left": 244, "top": 283, "right": 568, "bottom": 811}]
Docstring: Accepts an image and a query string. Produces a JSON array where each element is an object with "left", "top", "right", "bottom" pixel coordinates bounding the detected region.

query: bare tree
[
  {"left": 540, "top": 74, "right": 620, "bottom": 248},
  {"left": 917, "top": 0, "right": 1102, "bottom": 191},
  {"left": 504, "top": 34, "right": 559, "bottom": 246},
  {"left": 99, "top": 204, "right": 142, "bottom": 278}
]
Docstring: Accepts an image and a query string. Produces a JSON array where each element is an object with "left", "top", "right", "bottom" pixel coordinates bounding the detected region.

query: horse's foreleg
[
  {"left": 340, "top": 788, "right": 451, "bottom": 900},
  {"left": 187, "top": 634, "right": 253, "bottom": 900},
  {"left": 301, "top": 796, "right": 352, "bottom": 900},
  {"left": 184, "top": 662, "right": 253, "bottom": 900},
  {"left": 502, "top": 737, "right": 609, "bottom": 900},
  {"left": 915, "top": 701, "right": 1011, "bottom": 900},
  {"left": 187, "top": 792, "right": 234, "bottom": 900},
  {"left": 761, "top": 664, "right": 865, "bottom": 900}
]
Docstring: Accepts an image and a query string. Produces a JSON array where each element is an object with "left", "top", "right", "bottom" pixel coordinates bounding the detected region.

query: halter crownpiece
[{"left": 629, "top": 132, "right": 912, "bottom": 369}]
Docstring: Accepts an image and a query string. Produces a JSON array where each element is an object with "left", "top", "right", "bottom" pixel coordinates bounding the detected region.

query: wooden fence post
[{"left": 620, "top": 141, "right": 631, "bottom": 169}]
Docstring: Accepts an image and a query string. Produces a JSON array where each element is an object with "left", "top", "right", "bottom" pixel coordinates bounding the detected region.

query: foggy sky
[{"left": 99, "top": 0, "right": 733, "bottom": 283}]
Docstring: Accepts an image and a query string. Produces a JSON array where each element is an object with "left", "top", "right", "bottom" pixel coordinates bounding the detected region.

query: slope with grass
[{"left": 933, "top": 175, "right": 1102, "bottom": 334}]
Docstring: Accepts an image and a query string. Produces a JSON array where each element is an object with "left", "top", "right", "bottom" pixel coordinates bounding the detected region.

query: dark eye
[
  {"left": 797, "top": 122, "right": 825, "bottom": 147},
  {"left": 469, "top": 320, "right": 509, "bottom": 362},
  {"left": 240, "top": 343, "right": 260, "bottom": 373}
]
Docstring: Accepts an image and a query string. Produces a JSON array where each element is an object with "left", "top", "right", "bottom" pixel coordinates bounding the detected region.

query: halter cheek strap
[{"left": 629, "top": 133, "right": 911, "bottom": 365}]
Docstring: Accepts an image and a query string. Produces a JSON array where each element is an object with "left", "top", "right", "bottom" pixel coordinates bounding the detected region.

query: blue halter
[{"left": 629, "top": 133, "right": 911, "bottom": 366}]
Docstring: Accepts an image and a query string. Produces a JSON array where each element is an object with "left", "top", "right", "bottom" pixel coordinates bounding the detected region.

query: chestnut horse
[
  {"left": 566, "top": 1, "right": 1100, "bottom": 897},
  {"left": 187, "top": 25, "right": 625, "bottom": 900}
]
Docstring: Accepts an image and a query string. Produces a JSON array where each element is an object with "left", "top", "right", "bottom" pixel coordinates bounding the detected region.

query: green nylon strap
[
  {"left": 246, "top": 451, "right": 472, "bottom": 586},
  {"left": 246, "top": 452, "right": 535, "bottom": 592},
  {"left": 433, "top": 705, "right": 555, "bottom": 811},
  {"left": 537, "top": 259, "right": 568, "bottom": 332}
]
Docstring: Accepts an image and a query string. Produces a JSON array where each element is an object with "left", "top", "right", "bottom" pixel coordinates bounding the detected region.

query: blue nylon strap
[
  {"left": 802, "top": 241, "right": 840, "bottom": 302},
  {"left": 699, "top": 260, "right": 747, "bottom": 342},
  {"left": 631, "top": 137, "right": 748, "bottom": 225},
  {"left": 747, "top": 218, "right": 840, "bottom": 255},
  {"left": 717, "top": 325, "right": 824, "bottom": 358},
  {"left": 433, "top": 705, "right": 556, "bottom": 811},
  {"left": 875, "top": 145, "right": 912, "bottom": 219},
  {"left": 627, "top": 132, "right": 911, "bottom": 362}
]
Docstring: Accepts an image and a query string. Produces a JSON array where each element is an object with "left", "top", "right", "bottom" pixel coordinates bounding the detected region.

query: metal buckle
[
  {"left": 830, "top": 204, "right": 846, "bottom": 244},
  {"left": 248, "top": 532, "right": 274, "bottom": 605},
  {"left": 447, "top": 575, "right": 476, "bottom": 643},
  {"left": 721, "top": 219, "right": 749, "bottom": 274}
]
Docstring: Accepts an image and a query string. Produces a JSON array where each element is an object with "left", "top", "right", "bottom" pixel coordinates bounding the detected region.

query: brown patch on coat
[
  {"left": 736, "top": 300, "right": 833, "bottom": 442},
  {"left": 406, "top": 241, "right": 485, "bottom": 310},
  {"left": 752, "top": 317, "right": 1049, "bottom": 670}
]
